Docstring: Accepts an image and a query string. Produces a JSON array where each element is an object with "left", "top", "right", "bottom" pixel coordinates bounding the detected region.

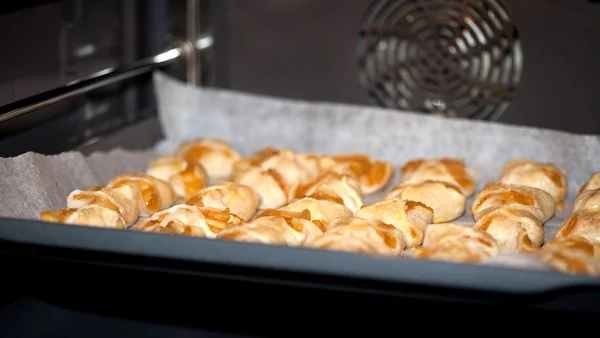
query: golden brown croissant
[
  {"left": 573, "top": 188, "right": 600, "bottom": 213},
  {"left": 66, "top": 185, "right": 139, "bottom": 226},
  {"left": 473, "top": 206, "right": 544, "bottom": 254},
  {"left": 257, "top": 149, "right": 321, "bottom": 194},
  {"left": 554, "top": 208, "right": 600, "bottom": 244},
  {"left": 137, "top": 219, "right": 207, "bottom": 237},
  {"left": 354, "top": 198, "right": 433, "bottom": 248},
  {"left": 232, "top": 167, "right": 289, "bottom": 209},
  {"left": 400, "top": 158, "right": 477, "bottom": 197},
  {"left": 186, "top": 181, "right": 260, "bottom": 221},
  {"left": 136, "top": 204, "right": 244, "bottom": 238},
  {"left": 384, "top": 181, "right": 466, "bottom": 223},
  {"left": 471, "top": 181, "right": 555, "bottom": 223},
  {"left": 247, "top": 209, "right": 325, "bottom": 246},
  {"left": 174, "top": 138, "right": 241, "bottom": 180},
  {"left": 305, "top": 216, "right": 406, "bottom": 256},
  {"left": 537, "top": 237, "right": 600, "bottom": 276},
  {"left": 577, "top": 172, "right": 600, "bottom": 196},
  {"left": 294, "top": 172, "right": 363, "bottom": 213},
  {"left": 499, "top": 159, "right": 567, "bottom": 204},
  {"left": 146, "top": 156, "right": 207, "bottom": 199},
  {"left": 318, "top": 153, "right": 394, "bottom": 195},
  {"left": 232, "top": 147, "right": 281, "bottom": 174},
  {"left": 216, "top": 224, "right": 288, "bottom": 246},
  {"left": 107, "top": 173, "right": 176, "bottom": 217},
  {"left": 279, "top": 185, "right": 353, "bottom": 225},
  {"left": 40, "top": 205, "right": 127, "bottom": 229},
  {"left": 412, "top": 223, "right": 499, "bottom": 263}
]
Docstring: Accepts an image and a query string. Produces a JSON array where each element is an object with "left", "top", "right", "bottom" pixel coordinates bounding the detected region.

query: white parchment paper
[{"left": 1, "top": 71, "right": 599, "bottom": 271}]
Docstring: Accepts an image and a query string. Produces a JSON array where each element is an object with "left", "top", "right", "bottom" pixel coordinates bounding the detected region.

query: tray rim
[{"left": 1, "top": 217, "right": 599, "bottom": 296}]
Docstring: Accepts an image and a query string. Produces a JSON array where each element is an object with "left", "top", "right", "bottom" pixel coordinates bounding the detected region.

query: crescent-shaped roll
[
  {"left": 400, "top": 158, "right": 477, "bottom": 197},
  {"left": 537, "top": 237, "right": 600, "bottom": 276},
  {"left": 232, "top": 167, "right": 289, "bottom": 210},
  {"left": 554, "top": 208, "right": 600, "bottom": 244},
  {"left": 412, "top": 223, "right": 500, "bottom": 263},
  {"left": 146, "top": 156, "right": 208, "bottom": 199},
  {"left": 248, "top": 209, "right": 324, "bottom": 246},
  {"left": 306, "top": 233, "right": 388, "bottom": 255},
  {"left": 137, "top": 219, "right": 207, "bottom": 237},
  {"left": 498, "top": 159, "right": 567, "bottom": 204},
  {"left": 279, "top": 185, "right": 353, "bottom": 225},
  {"left": 384, "top": 181, "right": 466, "bottom": 223},
  {"left": 473, "top": 206, "right": 544, "bottom": 254},
  {"left": 577, "top": 172, "right": 600, "bottom": 197},
  {"left": 258, "top": 149, "right": 321, "bottom": 194},
  {"left": 471, "top": 181, "right": 555, "bottom": 223},
  {"left": 353, "top": 198, "right": 433, "bottom": 248},
  {"left": 232, "top": 147, "right": 281, "bottom": 174},
  {"left": 136, "top": 204, "right": 244, "bottom": 238},
  {"left": 319, "top": 154, "right": 394, "bottom": 195},
  {"left": 294, "top": 172, "right": 363, "bottom": 213},
  {"left": 40, "top": 205, "right": 127, "bottom": 229},
  {"left": 107, "top": 173, "right": 176, "bottom": 217},
  {"left": 216, "top": 224, "right": 288, "bottom": 246},
  {"left": 573, "top": 188, "right": 600, "bottom": 213},
  {"left": 306, "top": 216, "right": 406, "bottom": 256},
  {"left": 66, "top": 185, "right": 139, "bottom": 226},
  {"left": 174, "top": 138, "right": 241, "bottom": 180},
  {"left": 186, "top": 182, "right": 260, "bottom": 221}
]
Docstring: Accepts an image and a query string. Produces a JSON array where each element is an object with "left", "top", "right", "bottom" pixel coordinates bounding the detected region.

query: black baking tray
[{"left": 2, "top": 217, "right": 600, "bottom": 312}]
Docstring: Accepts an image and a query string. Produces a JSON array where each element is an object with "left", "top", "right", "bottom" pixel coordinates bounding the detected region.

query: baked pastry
[
  {"left": 247, "top": 209, "right": 324, "bottom": 246},
  {"left": 232, "top": 167, "right": 289, "bottom": 209},
  {"left": 66, "top": 185, "right": 139, "bottom": 226},
  {"left": 40, "top": 205, "right": 127, "bottom": 229},
  {"left": 294, "top": 172, "right": 363, "bottom": 213},
  {"left": 216, "top": 224, "right": 288, "bottom": 246},
  {"left": 136, "top": 204, "right": 244, "bottom": 238},
  {"left": 577, "top": 172, "right": 600, "bottom": 196},
  {"left": 554, "top": 208, "right": 600, "bottom": 244},
  {"left": 319, "top": 154, "right": 394, "bottom": 195},
  {"left": 107, "top": 173, "right": 176, "bottom": 217},
  {"left": 471, "top": 181, "right": 555, "bottom": 223},
  {"left": 280, "top": 185, "right": 353, "bottom": 226},
  {"left": 233, "top": 147, "right": 281, "bottom": 173},
  {"left": 537, "top": 237, "right": 600, "bottom": 276},
  {"left": 412, "top": 223, "right": 499, "bottom": 263},
  {"left": 258, "top": 149, "right": 321, "bottom": 194},
  {"left": 186, "top": 181, "right": 260, "bottom": 221},
  {"left": 384, "top": 181, "right": 466, "bottom": 223},
  {"left": 354, "top": 198, "right": 433, "bottom": 248},
  {"left": 137, "top": 219, "right": 208, "bottom": 237},
  {"left": 499, "top": 160, "right": 567, "bottom": 205},
  {"left": 174, "top": 138, "right": 241, "bottom": 180},
  {"left": 473, "top": 206, "right": 544, "bottom": 253},
  {"left": 573, "top": 188, "right": 600, "bottom": 213},
  {"left": 146, "top": 156, "right": 208, "bottom": 199},
  {"left": 305, "top": 216, "right": 406, "bottom": 256},
  {"left": 400, "top": 158, "right": 477, "bottom": 197}
]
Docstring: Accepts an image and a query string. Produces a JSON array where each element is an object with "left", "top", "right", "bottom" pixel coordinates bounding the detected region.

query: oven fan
[{"left": 357, "top": 0, "right": 522, "bottom": 120}]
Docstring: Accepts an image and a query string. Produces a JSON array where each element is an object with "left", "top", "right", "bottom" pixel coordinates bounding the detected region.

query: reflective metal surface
[{"left": 0, "top": 46, "right": 183, "bottom": 123}]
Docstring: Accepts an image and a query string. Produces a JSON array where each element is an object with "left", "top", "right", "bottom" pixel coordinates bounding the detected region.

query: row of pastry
[
  {"left": 537, "top": 173, "right": 600, "bottom": 275},
  {"left": 39, "top": 138, "right": 599, "bottom": 276},
  {"left": 39, "top": 138, "right": 395, "bottom": 231}
]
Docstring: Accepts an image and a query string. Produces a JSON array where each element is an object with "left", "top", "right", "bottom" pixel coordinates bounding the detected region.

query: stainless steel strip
[
  {"left": 0, "top": 46, "right": 184, "bottom": 123},
  {"left": 186, "top": 0, "right": 200, "bottom": 86}
]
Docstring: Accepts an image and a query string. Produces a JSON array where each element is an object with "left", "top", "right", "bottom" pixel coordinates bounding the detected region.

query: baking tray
[{"left": 2, "top": 213, "right": 600, "bottom": 310}]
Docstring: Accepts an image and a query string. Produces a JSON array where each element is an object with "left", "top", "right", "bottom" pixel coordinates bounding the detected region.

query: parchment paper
[{"left": 1, "top": 71, "right": 599, "bottom": 271}]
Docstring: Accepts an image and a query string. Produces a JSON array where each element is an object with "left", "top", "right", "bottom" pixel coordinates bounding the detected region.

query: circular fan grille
[{"left": 357, "top": 0, "right": 522, "bottom": 120}]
